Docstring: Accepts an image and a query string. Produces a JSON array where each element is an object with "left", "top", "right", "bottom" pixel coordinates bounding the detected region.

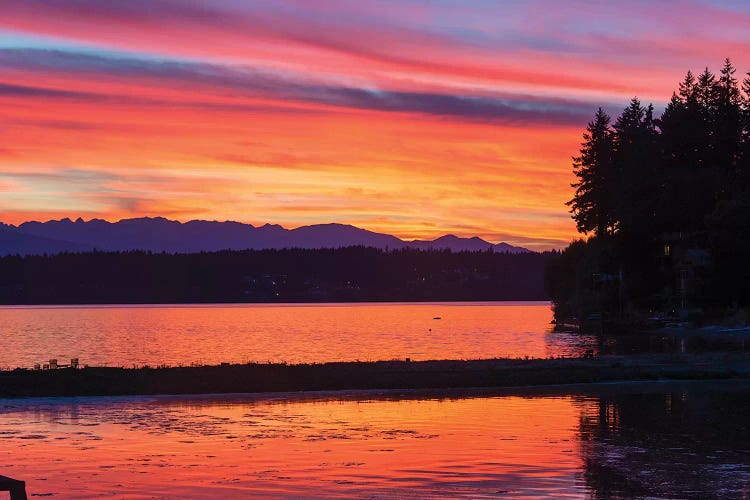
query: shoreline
[
  {"left": 650, "top": 325, "right": 750, "bottom": 339},
  {"left": 4, "top": 379, "right": 748, "bottom": 407},
  {"left": 2, "top": 353, "right": 748, "bottom": 399},
  {"left": 0, "top": 299, "right": 550, "bottom": 308}
]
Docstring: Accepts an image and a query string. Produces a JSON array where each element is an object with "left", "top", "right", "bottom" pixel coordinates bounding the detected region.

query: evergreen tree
[
  {"left": 549, "top": 59, "right": 750, "bottom": 322},
  {"left": 739, "top": 71, "right": 750, "bottom": 192},
  {"left": 659, "top": 93, "right": 686, "bottom": 167},
  {"left": 612, "top": 98, "right": 659, "bottom": 236},
  {"left": 714, "top": 59, "right": 743, "bottom": 196},
  {"left": 611, "top": 99, "right": 662, "bottom": 301},
  {"left": 678, "top": 70, "right": 696, "bottom": 103},
  {"left": 742, "top": 71, "right": 750, "bottom": 138},
  {"left": 567, "top": 108, "right": 616, "bottom": 237},
  {"left": 696, "top": 67, "right": 717, "bottom": 113},
  {"left": 694, "top": 68, "right": 717, "bottom": 169},
  {"left": 662, "top": 71, "right": 705, "bottom": 170},
  {"left": 659, "top": 69, "right": 720, "bottom": 233}
]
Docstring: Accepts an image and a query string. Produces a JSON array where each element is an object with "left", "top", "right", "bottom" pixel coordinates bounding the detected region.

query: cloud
[
  {"left": 4, "top": 0, "right": 750, "bottom": 102},
  {"left": 13, "top": 1, "right": 735, "bottom": 249},
  {"left": 0, "top": 82, "right": 96, "bottom": 99},
  {"left": 0, "top": 48, "right": 597, "bottom": 126}
]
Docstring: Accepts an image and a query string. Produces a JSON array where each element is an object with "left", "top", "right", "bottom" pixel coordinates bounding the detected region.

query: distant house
[{"left": 660, "top": 232, "right": 710, "bottom": 315}]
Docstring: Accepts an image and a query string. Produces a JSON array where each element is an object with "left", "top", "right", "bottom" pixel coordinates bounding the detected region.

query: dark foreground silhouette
[
  {"left": 0, "top": 475, "right": 27, "bottom": 500},
  {"left": 547, "top": 59, "right": 750, "bottom": 326},
  {"left": 0, "top": 247, "right": 550, "bottom": 304},
  {"left": 1, "top": 353, "right": 746, "bottom": 398},
  {"left": 0, "top": 216, "right": 530, "bottom": 256}
]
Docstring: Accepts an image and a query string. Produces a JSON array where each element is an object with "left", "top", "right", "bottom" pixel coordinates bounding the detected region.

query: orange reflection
[
  {"left": 0, "top": 303, "right": 557, "bottom": 369},
  {"left": 0, "top": 392, "right": 591, "bottom": 498}
]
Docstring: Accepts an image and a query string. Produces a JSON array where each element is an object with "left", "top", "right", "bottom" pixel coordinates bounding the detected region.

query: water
[
  {"left": 0, "top": 302, "right": 575, "bottom": 368},
  {"left": 3, "top": 301, "right": 746, "bottom": 370},
  {"left": 2, "top": 381, "right": 749, "bottom": 498}
]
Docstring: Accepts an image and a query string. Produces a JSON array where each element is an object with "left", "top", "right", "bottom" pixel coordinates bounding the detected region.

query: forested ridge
[
  {"left": 0, "top": 247, "right": 551, "bottom": 304},
  {"left": 546, "top": 59, "right": 750, "bottom": 325}
]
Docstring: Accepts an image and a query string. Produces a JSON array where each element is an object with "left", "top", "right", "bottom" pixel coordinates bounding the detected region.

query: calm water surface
[
  {"left": 0, "top": 302, "right": 576, "bottom": 368},
  {"left": 2, "top": 381, "right": 749, "bottom": 498}
]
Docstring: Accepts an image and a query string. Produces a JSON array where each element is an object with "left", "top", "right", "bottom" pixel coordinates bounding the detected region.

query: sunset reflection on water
[
  {"left": 1, "top": 392, "right": 588, "bottom": 498},
  {"left": 3, "top": 382, "right": 749, "bottom": 498},
  {"left": 0, "top": 302, "right": 566, "bottom": 368}
]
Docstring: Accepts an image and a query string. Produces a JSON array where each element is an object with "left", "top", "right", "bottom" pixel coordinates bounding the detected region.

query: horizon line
[{"left": 1, "top": 214, "right": 552, "bottom": 249}]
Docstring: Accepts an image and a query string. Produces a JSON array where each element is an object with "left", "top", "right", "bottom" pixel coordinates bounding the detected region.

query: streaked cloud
[
  {"left": 0, "top": 48, "right": 599, "bottom": 126},
  {"left": 2, "top": 1, "right": 749, "bottom": 249}
]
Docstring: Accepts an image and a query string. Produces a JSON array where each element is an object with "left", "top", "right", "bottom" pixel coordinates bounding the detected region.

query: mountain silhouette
[
  {"left": 0, "top": 217, "right": 530, "bottom": 255},
  {"left": 409, "top": 235, "right": 496, "bottom": 252},
  {"left": 0, "top": 222, "right": 94, "bottom": 255}
]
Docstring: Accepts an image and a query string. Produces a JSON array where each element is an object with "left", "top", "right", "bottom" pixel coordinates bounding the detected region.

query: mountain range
[{"left": 0, "top": 217, "right": 529, "bottom": 256}]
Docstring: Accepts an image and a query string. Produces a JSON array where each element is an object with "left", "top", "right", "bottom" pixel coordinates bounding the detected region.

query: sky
[{"left": 2, "top": 1, "right": 750, "bottom": 250}]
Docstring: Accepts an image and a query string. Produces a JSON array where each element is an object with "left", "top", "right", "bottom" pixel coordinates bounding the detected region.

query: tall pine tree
[
  {"left": 612, "top": 98, "right": 659, "bottom": 236},
  {"left": 567, "top": 108, "right": 616, "bottom": 237}
]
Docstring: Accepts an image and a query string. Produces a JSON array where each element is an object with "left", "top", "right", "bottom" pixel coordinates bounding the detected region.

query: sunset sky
[{"left": 2, "top": 1, "right": 750, "bottom": 250}]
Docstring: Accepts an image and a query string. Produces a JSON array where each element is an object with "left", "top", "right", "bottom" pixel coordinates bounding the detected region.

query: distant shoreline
[
  {"left": 0, "top": 299, "right": 550, "bottom": 308},
  {"left": 0, "top": 247, "right": 550, "bottom": 304},
  {"left": 1, "top": 353, "right": 747, "bottom": 399}
]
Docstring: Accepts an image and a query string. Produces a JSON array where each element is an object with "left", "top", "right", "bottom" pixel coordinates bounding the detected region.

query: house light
[{"left": 664, "top": 244, "right": 671, "bottom": 257}]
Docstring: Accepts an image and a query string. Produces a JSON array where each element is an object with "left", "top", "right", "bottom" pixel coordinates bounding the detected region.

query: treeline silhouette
[
  {"left": 547, "top": 59, "right": 750, "bottom": 324},
  {"left": 0, "top": 247, "right": 551, "bottom": 304}
]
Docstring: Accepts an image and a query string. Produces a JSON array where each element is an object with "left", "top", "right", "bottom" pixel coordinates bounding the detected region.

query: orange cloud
[{"left": 4, "top": 1, "right": 749, "bottom": 249}]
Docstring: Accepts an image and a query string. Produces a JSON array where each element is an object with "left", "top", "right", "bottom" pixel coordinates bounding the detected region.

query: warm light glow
[
  {"left": 0, "top": 391, "right": 590, "bottom": 497},
  {"left": 0, "top": 303, "right": 563, "bottom": 368},
  {"left": 2, "top": 1, "right": 750, "bottom": 249}
]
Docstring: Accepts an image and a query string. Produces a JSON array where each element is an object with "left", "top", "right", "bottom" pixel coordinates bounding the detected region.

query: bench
[{"left": 0, "top": 476, "right": 27, "bottom": 500}]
